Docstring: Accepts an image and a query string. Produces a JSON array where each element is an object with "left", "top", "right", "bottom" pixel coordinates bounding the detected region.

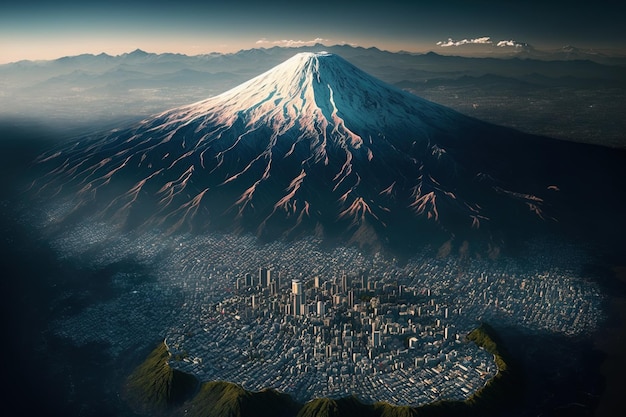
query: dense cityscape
[
  {"left": 39, "top": 207, "right": 603, "bottom": 406},
  {"left": 164, "top": 267, "right": 497, "bottom": 405}
]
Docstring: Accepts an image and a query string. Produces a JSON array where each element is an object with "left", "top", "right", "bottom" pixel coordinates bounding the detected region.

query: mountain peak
[
  {"left": 123, "top": 48, "right": 150, "bottom": 58},
  {"left": 35, "top": 52, "right": 556, "bottom": 253},
  {"left": 163, "top": 51, "right": 439, "bottom": 153},
  {"left": 293, "top": 50, "right": 332, "bottom": 58}
]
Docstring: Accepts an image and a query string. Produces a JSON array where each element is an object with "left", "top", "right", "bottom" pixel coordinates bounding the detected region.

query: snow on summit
[
  {"left": 34, "top": 52, "right": 555, "bottom": 251},
  {"left": 157, "top": 51, "right": 448, "bottom": 153}
]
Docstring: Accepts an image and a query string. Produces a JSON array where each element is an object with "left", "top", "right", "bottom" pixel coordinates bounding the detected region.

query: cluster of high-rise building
[{"left": 164, "top": 264, "right": 497, "bottom": 405}]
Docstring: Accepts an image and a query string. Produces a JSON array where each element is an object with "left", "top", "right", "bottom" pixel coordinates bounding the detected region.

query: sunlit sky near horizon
[{"left": 1, "top": 0, "right": 625, "bottom": 64}]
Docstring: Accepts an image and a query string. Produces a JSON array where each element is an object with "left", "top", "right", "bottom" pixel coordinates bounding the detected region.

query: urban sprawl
[{"left": 44, "top": 215, "right": 603, "bottom": 406}]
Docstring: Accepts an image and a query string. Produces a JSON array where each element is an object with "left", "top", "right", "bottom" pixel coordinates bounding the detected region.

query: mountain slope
[
  {"left": 124, "top": 342, "right": 198, "bottom": 413},
  {"left": 35, "top": 52, "right": 569, "bottom": 253}
]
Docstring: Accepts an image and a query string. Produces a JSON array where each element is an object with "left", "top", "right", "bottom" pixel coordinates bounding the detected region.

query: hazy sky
[{"left": 1, "top": 0, "right": 624, "bottom": 64}]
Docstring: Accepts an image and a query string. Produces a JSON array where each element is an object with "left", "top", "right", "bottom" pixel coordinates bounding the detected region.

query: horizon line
[{"left": 3, "top": 42, "right": 626, "bottom": 66}]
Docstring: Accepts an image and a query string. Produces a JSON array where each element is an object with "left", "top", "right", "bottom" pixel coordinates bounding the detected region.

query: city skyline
[{"left": 2, "top": 0, "right": 625, "bottom": 64}]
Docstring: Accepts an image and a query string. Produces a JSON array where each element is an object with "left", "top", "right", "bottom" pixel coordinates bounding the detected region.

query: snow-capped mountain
[{"left": 36, "top": 52, "right": 561, "bottom": 252}]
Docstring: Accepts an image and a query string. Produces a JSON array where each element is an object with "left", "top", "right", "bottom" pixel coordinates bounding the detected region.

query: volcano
[{"left": 35, "top": 52, "right": 571, "bottom": 253}]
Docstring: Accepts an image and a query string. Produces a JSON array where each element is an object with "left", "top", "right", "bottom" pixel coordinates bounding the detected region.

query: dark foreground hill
[{"left": 124, "top": 343, "right": 199, "bottom": 414}]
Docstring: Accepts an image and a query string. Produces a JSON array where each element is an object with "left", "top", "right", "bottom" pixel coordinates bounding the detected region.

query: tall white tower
[
  {"left": 317, "top": 300, "right": 326, "bottom": 316},
  {"left": 292, "top": 279, "right": 305, "bottom": 316}
]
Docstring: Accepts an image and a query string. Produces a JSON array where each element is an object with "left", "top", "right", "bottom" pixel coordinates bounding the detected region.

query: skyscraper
[
  {"left": 259, "top": 267, "right": 270, "bottom": 287},
  {"left": 314, "top": 276, "right": 321, "bottom": 288},
  {"left": 317, "top": 300, "right": 325, "bottom": 316},
  {"left": 371, "top": 330, "right": 381, "bottom": 348},
  {"left": 341, "top": 274, "right": 349, "bottom": 293},
  {"left": 274, "top": 270, "right": 280, "bottom": 290},
  {"left": 292, "top": 279, "right": 305, "bottom": 316}
]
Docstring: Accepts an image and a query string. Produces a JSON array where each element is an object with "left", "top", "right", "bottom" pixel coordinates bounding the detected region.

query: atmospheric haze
[
  {"left": 1, "top": 12, "right": 625, "bottom": 417},
  {"left": 2, "top": 1, "right": 626, "bottom": 64}
]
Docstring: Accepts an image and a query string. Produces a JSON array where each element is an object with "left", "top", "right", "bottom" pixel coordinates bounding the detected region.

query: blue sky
[{"left": 1, "top": 1, "right": 624, "bottom": 63}]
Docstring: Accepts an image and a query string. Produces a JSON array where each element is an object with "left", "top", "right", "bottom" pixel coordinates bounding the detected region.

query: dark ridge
[
  {"left": 181, "top": 381, "right": 299, "bottom": 417},
  {"left": 124, "top": 342, "right": 199, "bottom": 414},
  {"left": 298, "top": 396, "right": 376, "bottom": 417}
]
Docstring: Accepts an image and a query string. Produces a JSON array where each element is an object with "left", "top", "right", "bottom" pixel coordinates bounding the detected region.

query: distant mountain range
[
  {"left": 2, "top": 44, "right": 625, "bottom": 147},
  {"left": 5, "top": 44, "right": 625, "bottom": 88},
  {"left": 430, "top": 42, "right": 626, "bottom": 64},
  {"left": 32, "top": 52, "right": 626, "bottom": 256}
]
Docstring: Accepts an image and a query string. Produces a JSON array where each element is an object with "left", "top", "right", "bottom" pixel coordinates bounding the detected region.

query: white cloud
[
  {"left": 338, "top": 40, "right": 360, "bottom": 47},
  {"left": 436, "top": 37, "right": 492, "bottom": 47},
  {"left": 436, "top": 37, "right": 528, "bottom": 50},
  {"left": 256, "top": 38, "right": 329, "bottom": 47},
  {"left": 496, "top": 40, "right": 525, "bottom": 48}
]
